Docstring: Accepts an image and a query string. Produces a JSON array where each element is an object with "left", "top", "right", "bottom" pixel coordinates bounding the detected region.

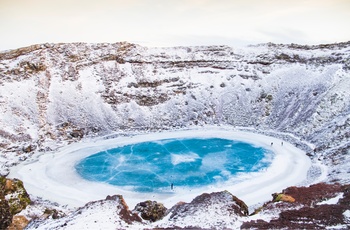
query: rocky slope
[{"left": 0, "top": 41, "right": 350, "bottom": 228}]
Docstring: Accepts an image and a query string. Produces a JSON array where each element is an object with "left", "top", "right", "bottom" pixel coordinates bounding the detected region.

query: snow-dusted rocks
[
  {"left": 242, "top": 183, "right": 350, "bottom": 229},
  {"left": 156, "top": 190, "right": 248, "bottom": 229},
  {"left": 26, "top": 195, "right": 143, "bottom": 230}
]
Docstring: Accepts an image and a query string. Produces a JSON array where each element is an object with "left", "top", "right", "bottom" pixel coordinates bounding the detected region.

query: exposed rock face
[
  {"left": 243, "top": 183, "right": 350, "bottom": 229},
  {"left": 157, "top": 191, "right": 248, "bottom": 229},
  {"left": 133, "top": 200, "right": 167, "bottom": 222}
]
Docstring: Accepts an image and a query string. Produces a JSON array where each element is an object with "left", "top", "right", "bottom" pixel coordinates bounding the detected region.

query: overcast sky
[{"left": 1, "top": 0, "right": 349, "bottom": 51}]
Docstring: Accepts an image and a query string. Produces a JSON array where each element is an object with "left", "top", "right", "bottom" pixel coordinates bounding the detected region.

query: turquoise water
[{"left": 75, "top": 138, "right": 272, "bottom": 192}]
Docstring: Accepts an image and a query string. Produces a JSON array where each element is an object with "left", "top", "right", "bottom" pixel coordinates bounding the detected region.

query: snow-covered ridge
[{"left": 0, "top": 41, "right": 349, "bottom": 184}]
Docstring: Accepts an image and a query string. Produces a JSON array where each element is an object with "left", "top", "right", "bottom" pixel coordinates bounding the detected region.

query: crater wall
[{"left": 0, "top": 42, "right": 349, "bottom": 181}]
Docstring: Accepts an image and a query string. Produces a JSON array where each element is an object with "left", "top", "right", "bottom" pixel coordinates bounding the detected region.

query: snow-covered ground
[{"left": 9, "top": 127, "right": 317, "bottom": 210}]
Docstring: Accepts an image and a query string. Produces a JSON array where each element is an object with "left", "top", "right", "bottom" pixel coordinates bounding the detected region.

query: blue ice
[{"left": 75, "top": 138, "right": 272, "bottom": 192}]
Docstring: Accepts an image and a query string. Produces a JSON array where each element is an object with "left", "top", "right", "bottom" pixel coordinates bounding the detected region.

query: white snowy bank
[{"left": 10, "top": 127, "right": 318, "bottom": 209}]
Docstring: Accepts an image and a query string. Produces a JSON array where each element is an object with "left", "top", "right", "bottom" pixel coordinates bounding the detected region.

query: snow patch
[
  {"left": 171, "top": 152, "right": 200, "bottom": 165},
  {"left": 317, "top": 193, "right": 344, "bottom": 205}
]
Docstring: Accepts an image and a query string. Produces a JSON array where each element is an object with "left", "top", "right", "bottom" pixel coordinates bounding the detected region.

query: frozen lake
[
  {"left": 10, "top": 127, "right": 314, "bottom": 208},
  {"left": 75, "top": 138, "right": 273, "bottom": 192}
]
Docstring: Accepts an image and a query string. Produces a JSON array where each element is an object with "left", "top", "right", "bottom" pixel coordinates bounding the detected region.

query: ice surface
[
  {"left": 75, "top": 138, "right": 271, "bottom": 192},
  {"left": 9, "top": 127, "right": 314, "bottom": 208}
]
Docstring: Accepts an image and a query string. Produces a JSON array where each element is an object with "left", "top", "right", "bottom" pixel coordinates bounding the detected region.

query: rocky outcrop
[
  {"left": 0, "top": 177, "right": 31, "bottom": 229},
  {"left": 26, "top": 194, "right": 143, "bottom": 229},
  {"left": 243, "top": 183, "right": 350, "bottom": 229},
  {"left": 0, "top": 177, "right": 31, "bottom": 215},
  {"left": 156, "top": 191, "right": 248, "bottom": 229},
  {"left": 133, "top": 200, "right": 167, "bottom": 222}
]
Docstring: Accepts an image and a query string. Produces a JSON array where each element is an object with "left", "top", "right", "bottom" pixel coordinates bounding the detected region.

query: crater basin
[{"left": 75, "top": 138, "right": 273, "bottom": 192}]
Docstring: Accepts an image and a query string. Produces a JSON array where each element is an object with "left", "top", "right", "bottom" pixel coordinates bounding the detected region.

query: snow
[
  {"left": 27, "top": 197, "right": 145, "bottom": 230},
  {"left": 344, "top": 210, "right": 350, "bottom": 222},
  {"left": 9, "top": 126, "right": 314, "bottom": 210},
  {"left": 317, "top": 193, "right": 344, "bottom": 205},
  {"left": 170, "top": 152, "right": 200, "bottom": 165}
]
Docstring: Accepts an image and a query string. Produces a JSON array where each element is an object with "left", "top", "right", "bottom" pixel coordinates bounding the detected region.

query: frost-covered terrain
[{"left": 0, "top": 41, "right": 350, "bottom": 229}]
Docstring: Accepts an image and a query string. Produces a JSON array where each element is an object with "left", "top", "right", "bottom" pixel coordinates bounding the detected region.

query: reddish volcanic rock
[
  {"left": 282, "top": 183, "right": 343, "bottom": 206},
  {"left": 243, "top": 183, "right": 350, "bottom": 229}
]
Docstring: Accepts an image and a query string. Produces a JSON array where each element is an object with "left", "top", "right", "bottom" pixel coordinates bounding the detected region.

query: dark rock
[
  {"left": 70, "top": 129, "right": 84, "bottom": 138},
  {"left": 22, "top": 144, "right": 36, "bottom": 153},
  {"left": 0, "top": 194, "right": 12, "bottom": 229},
  {"left": 134, "top": 200, "right": 167, "bottom": 222},
  {"left": 135, "top": 94, "right": 169, "bottom": 106},
  {"left": 43, "top": 208, "right": 65, "bottom": 219}
]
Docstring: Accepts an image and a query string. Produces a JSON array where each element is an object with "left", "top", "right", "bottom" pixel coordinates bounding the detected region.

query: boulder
[
  {"left": 70, "top": 129, "right": 84, "bottom": 138},
  {"left": 133, "top": 200, "right": 167, "bottom": 222},
  {"left": 0, "top": 177, "right": 31, "bottom": 215}
]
